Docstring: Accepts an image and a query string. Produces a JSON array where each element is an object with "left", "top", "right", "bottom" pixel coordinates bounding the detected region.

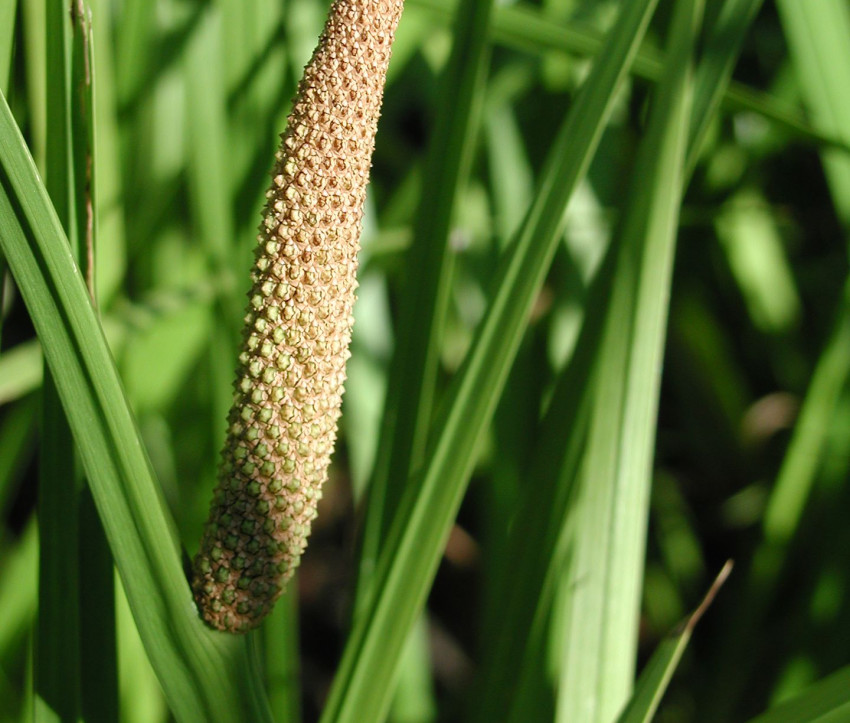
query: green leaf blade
[
  {"left": 0, "top": 90, "right": 273, "bottom": 723},
  {"left": 554, "top": 2, "right": 702, "bottom": 720},
  {"left": 320, "top": 1, "right": 660, "bottom": 720}
]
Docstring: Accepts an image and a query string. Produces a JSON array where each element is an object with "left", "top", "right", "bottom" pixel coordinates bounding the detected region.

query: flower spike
[{"left": 192, "top": 0, "right": 405, "bottom": 633}]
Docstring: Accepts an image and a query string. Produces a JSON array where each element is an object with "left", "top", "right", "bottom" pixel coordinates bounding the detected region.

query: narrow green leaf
[
  {"left": 775, "top": 0, "right": 850, "bottom": 226},
  {"left": 752, "top": 0, "right": 850, "bottom": 597},
  {"left": 69, "top": 8, "right": 121, "bottom": 721},
  {"left": 554, "top": 2, "right": 700, "bottom": 719},
  {"left": 0, "top": 260, "right": 5, "bottom": 346},
  {"left": 480, "top": 227, "right": 616, "bottom": 723},
  {"left": 220, "top": 0, "right": 290, "bottom": 230},
  {"left": 410, "top": 0, "right": 850, "bottom": 155},
  {"left": 115, "top": 582, "right": 167, "bottom": 723},
  {"left": 113, "top": 0, "right": 156, "bottom": 110},
  {"left": 762, "top": 289, "right": 850, "bottom": 548},
  {"left": 355, "top": 1, "right": 493, "bottom": 714},
  {"left": 616, "top": 562, "right": 733, "bottom": 723},
  {"left": 79, "top": 488, "right": 119, "bottom": 723},
  {"left": 44, "top": 0, "right": 82, "bottom": 253},
  {"left": 747, "top": 666, "right": 850, "bottom": 723},
  {"left": 0, "top": 90, "right": 273, "bottom": 723},
  {"left": 121, "top": 301, "right": 214, "bottom": 413},
  {"left": 320, "top": 1, "right": 659, "bottom": 720},
  {"left": 708, "top": 1, "right": 850, "bottom": 713},
  {"left": 263, "top": 586, "right": 300, "bottom": 723},
  {"left": 345, "top": 262, "right": 393, "bottom": 499},
  {"left": 21, "top": 0, "right": 46, "bottom": 171},
  {"left": 0, "top": 520, "right": 36, "bottom": 719},
  {"left": 390, "top": 618, "right": 437, "bottom": 723},
  {"left": 88, "top": 0, "right": 128, "bottom": 307},
  {"left": 36, "top": 376, "right": 80, "bottom": 723},
  {"left": 37, "top": 2, "right": 84, "bottom": 718},
  {"left": 478, "top": 0, "right": 757, "bottom": 717},
  {"left": 182, "top": 1, "right": 243, "bottom": 467},
  {"left": 686, "top": 0, "right": 765, "bottom": 173},
  {"left": 477, "top": 330, "right": 552, "bottom": 721},
  {"left": 753, "top": 0, "right": 850, "bottom": 597},
  {"left": 0, "top": 0, "right": 15, "bottom": 95},
  {"left": 358, "top": 0, "right": 495, "bottom": 574},
  {"left": 184, "top": 4, "right": 236, "bottom": 282},
  {"left": 711, "top": 284, "right": 850, "bottom": 719}
]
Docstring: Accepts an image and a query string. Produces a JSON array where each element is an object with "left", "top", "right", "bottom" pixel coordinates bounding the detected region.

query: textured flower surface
[{"left": 192, "top": 0, "right": 405, "bottom": 633}]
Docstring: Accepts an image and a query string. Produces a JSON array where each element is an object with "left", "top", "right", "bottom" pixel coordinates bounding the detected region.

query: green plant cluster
[{"left": 1, "top": 0, "right": 850, "bottom": 722}]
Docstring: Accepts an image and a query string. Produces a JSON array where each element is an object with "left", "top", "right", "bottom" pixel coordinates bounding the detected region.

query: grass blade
[
  {"left": 21, "top": 0, "right": 46, "bottom": 170},
  {"left": 79, "top": 487, "right": 118, "bottom": 723},
  {"left": 36, "top": 377, "right": 79, "bottom": 723},
  {"left": 553, "top": 1, "right": 700, "bottom": 717},
  {"left": 746, "top": 666, "right": 850, "bottom": 723},
  {"left": 358, "top": 0, "right": 494, "bottom": 588},
  {"left": 762, "top": 291, "right": 850, "bottom": 549},
  {"left": 616, "top": 562, "right": 733, "bottom": 723},
  {"left": 70, "top": 7, "right": 120, "bottom": 721},
  {"left": 410, "top": 0, "right": 850, "bottom": 155},
  {"left": 354, "top": 2, "right": 493, "bottom": 715},
  {"left": 0, "top": 0, "right": 13, "bottom": 307},
  {"left": 36, "top": 1, "right": 84, "bottom": 718},
  {"left": 184, "top": 3, "right": 237, "bottom": 285},
  {"left": 710, "top": 285, "right": 850, "bottom": 719},
  {"left": 263, "top": 590, "right": 300, "bottom": 723},
  {"left": 0, "top": 0, "right": 15, "bottom": 95},
  {"left": 182, "top": 0, "right": 244, "bottom": 496},
  {"left": 88, "top": 0, "right": 127, "bottom": 307},
  {"left": 686, "top": 0, "right": 765, "bottom": 173},
  {"left": 480, "top": 0, "right": 755, "bottom": 716},
  {"left": 0, "top": 90, "right": 273, "bottom": 723},
  {"left": 706, "top": 1, "right": 850, "bottom": 715},
  {"left": 319, "top": 1, "right": 659, "bottom": 720},
  {"left": 775, "top": 0, "right": 850, "bottom": 226},
  {"left": 354, "top": 1, "right": 493, "bottom": 714}
]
